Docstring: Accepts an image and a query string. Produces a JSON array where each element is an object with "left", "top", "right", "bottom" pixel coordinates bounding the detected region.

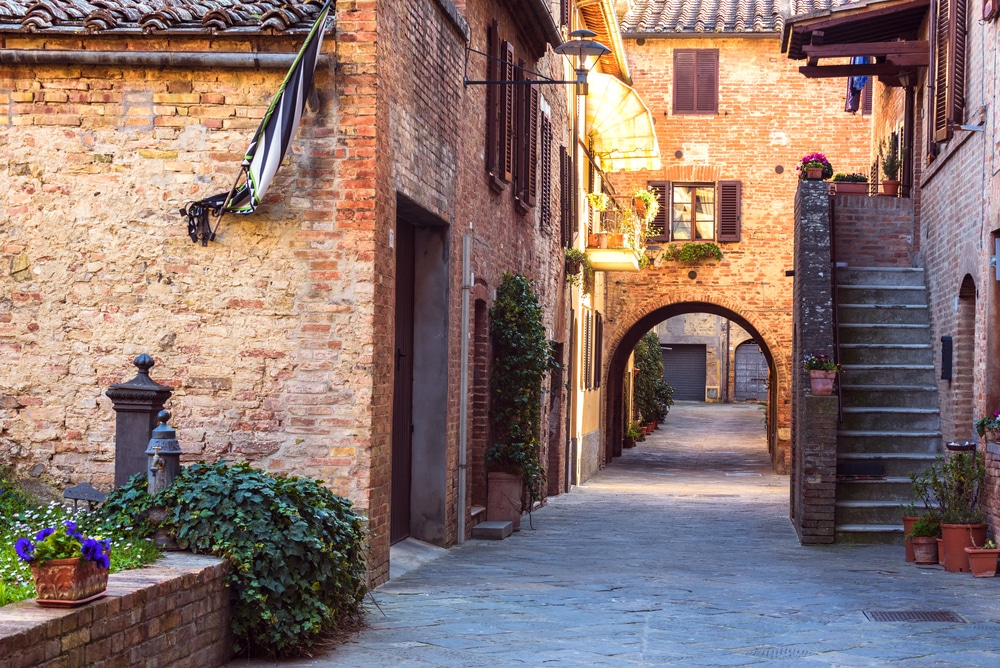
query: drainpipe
[
  {"left": 457, "top": 232, "right": 472, "bottom": 543},
  {"left": 0, "top": 50, "right": 328, "bottom": 69}
]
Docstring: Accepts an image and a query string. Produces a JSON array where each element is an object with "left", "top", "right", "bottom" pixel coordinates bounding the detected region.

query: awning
[{"left": 585, "top": 72, "right": 661, "bottom": 173}]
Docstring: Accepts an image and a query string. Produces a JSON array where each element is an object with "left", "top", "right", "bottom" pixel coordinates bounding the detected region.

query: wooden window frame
[
  {"left": 649, "top": 180, "right": 741, "bottom": 243},
  {"left": 673, "top": 49, "right": 719, "bottom": 115}
]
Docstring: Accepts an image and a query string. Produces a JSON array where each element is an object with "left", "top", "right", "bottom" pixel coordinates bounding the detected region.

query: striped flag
[{"left": 183, "top": 0, "right": 332, "bottom": 244}]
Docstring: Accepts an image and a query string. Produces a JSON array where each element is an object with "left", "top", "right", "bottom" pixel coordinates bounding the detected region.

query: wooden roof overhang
[{"left": 781, "top": 0, "right": 929, "bottom": 86}]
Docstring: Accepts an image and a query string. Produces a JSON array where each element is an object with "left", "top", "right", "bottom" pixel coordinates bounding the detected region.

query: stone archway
[{"left": 602, "top": 297, "right": 791, "bottom": 475}]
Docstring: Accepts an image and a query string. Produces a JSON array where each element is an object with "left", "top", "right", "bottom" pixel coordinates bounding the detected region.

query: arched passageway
[{"left": 604, "top": 301, "right": 788, "bottom": 474}]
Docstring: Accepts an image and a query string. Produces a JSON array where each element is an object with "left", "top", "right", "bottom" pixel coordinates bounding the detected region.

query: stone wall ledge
[{"left": 0, "top": 552, "right": 231, "bottom": 668}]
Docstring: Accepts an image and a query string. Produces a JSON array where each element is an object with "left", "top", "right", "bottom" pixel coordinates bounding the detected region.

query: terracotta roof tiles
[
  {"left": 621, "top": 0, "right": 860, "bottom": 34},
  {"left": 0, "top": 0, "right": 324, "bottom": 34}
]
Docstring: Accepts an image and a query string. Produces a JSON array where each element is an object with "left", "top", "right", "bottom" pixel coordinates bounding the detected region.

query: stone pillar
[
  {"left": 106, "top": 354, "right": 173, "bottom": 487},
  {"left": 791, "top": 180, "right": 838, "bottom": 543}
]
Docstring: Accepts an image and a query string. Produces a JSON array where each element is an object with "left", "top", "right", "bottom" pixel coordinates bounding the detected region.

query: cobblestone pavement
[{"left": 230, "top": 402, "right": 1000, "bottom": 667}]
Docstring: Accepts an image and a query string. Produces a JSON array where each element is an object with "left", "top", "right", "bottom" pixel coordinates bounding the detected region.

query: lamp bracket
[{"left": 463, "top": 45, "right": 576, "bottom": 87}]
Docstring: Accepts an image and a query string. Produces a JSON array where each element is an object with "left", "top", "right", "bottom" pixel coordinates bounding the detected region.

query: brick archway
[{"left": 602, "top": 294, "right": 792, "bottom": 474}]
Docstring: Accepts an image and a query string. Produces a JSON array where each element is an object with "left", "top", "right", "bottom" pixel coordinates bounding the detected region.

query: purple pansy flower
[
  {"left": 35, "top": 527, "right": 55, "bottom": 542},
  {"left": 15, "top": 537, "right": 35, "bottom": 562}
]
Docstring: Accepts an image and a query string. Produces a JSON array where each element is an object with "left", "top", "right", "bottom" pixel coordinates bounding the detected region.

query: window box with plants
[
  {"left": 832, "top": 172, "right": 869, "bottom": 195},
  {"left": 584, "top": 188, "right": 659, "bottom": 272}
]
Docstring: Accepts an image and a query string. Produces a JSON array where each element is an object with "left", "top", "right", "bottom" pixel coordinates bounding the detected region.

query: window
[
  {"left": 513, "top": 62, "right": 539, "bottom": 212},
  {"left": 559, "top": 145, "right": 574, "bottom": 247},
  {"left": 648, "top": 180, "right": 741, "bottom": 243},
  {"left": 673, "top": 49, "right": 718, "bottom": 115},
  {"left": 485, "top": 20, "right": 514, "bottom": 189},
  {"left": 932, "top": 0, "right": 968, "bottom": 142}
]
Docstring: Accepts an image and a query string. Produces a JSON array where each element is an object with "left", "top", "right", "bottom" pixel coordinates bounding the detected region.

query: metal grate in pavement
[
  {"left": 864, "top": 610, "right": 965, "bottom": 623},
  {"left": 738, "top": 646, "right": 816, "bottom": 659}
]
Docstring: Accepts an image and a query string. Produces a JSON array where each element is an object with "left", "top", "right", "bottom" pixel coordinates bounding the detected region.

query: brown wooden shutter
[
  {"left": 560, "top": 0, "right": 568, "bottom": 26},
  {"left": 717, "top": 181, "right": 741, "bottom": 242},
  {"left": 933, "top": 0, "right": 967, "bottom": 142},
  {"left": 594, "top": 311, "right": 603, "bottom": 389},
  {"left": 485, "top": 20, "right": 499, "bottom": 177},
  {"left": 560, "top": 146, "right": 571, "bottom": 246},
  {"left": 648, "top": 180, "right": 669, "bottom": 242},
  {"left": 951, "top": 0, "right": 968, "bottom": 131},
  {"left": 861, "top": 78, "right": 873, "bottom": 116},
  {"left": 695, "top": 50, "right": 719, "bottom": 114},
  {"left": 525, "top": 83, "right": 539, "bottom": 207},
  {"left": 673, "top": 51, "right": 696, "bottom": 114},
  {"left": 500, "top": 41, "right": 515, "bottom": 182},
  {"left": 540, "top": 114, "right": 552, "bottom": 233}
]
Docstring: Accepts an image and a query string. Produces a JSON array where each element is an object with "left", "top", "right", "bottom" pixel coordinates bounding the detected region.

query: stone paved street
[{"left": 231, "top": 403, "right": 1000, "bottom": 667}]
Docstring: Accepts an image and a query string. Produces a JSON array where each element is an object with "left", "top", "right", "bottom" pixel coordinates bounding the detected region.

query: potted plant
[
  {"left": 624, "top": 422, "right": 642, "bottom": 449},
  {"left": 974, "top": 410, "right": 1000, "bottom": 444},
  {"left": 15, "top": 519, "right": 112, "bottom": 605},
  {"left": 900, "top": 502, "right": 921, "bottom": 562},
  {"left": 802, "top": 353, "right": 840, "bottom": 396},
  {"left": 965, "top": 538, "right": 1000, "bottom": 578},
  {"left": 564, "top": 247, "right": 589, "bottom": 287},
  {"left": 906, "top": 515, "right": 941, "bottom": 565},
  {"left": 660, "top": 242, "right": 724, "bottom": 263},
  {"left": 798, "top": 153, "right": 833, "bottom": 181},
  {"left": 879, "top": 137, "right": 902, "bottom": 196},
  {"left": 911, "top": 450, "right": 987, "bottom": 572},
  {"left": 631, "top": 186, "right": 660, "bottom": 226},
  {"left": 832, "top": 172, "right": 869, "bottom": 195},
  {"left": 487, "top": 273, "right": 556, "bottom": 531}
]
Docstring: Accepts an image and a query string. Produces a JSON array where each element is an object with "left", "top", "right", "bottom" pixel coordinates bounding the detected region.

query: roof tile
[{"left": 621, "top": 0, "right": 860, "bottom": 34}]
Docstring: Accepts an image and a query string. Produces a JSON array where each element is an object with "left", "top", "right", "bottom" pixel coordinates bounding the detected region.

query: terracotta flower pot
[
  {"left": 834, "top": 182, "right": 868, "bottom": 195},
  {"left": 911, "top": 536, "right": 939, "bottom": 565},
  {"left": 940, "top": 523, "right": 988, "bottom": 573},
  {"left": 964, "top": 547, "right": 1000, "bottom": 577},
  {"left": 607, "top": 233, "right": 625, "bottom": 248},
  {"left": 487, "top": 471, "right": 523, "bottom": 532},
  {"left": 805, "top": 167, "right": 824, "bottom": 180},
  {"left": 30, "top": 557, "right": 109, "bottom": 606},
  {"left": 587, "top": 233, "right": 608, "bottom": 248},
  {"left": 809, "top": 369, "right": 836, "bottom": 396},
  {"left": 880, "top": 179, "right": 900, "bottom": 197},
  {"left": 901, "top": 516, "right": 919, "bottom": 562}
]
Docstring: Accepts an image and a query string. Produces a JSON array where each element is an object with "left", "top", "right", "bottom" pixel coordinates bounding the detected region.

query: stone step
[
  {"left": 835, "top": 524, "right": 904, "bottom": 545},
  {"left": 840, "top": 384, "right": 937, "bottom": 408},
  {"left": 837, "top": 452, "right": 939, "bottom": 477},
  {"left": 840, "top": 407, "right": 940, "bottom": 432},
  {"left": 837, "top": 285, "right": 928, "bottom": 306},
  {"left": 840, "top": 364, "right": 936, "bottom": 386},
  {"left": 837, "top": 303, "right": 929, "bottom": 325},
  {"left": 838, "top": 323, "right": 931, "bottom": 345},
  {"left": 836, "top": 267, "right": 926, "bottom": 287},
  {"left": 836, "top": 477, "right": 913, "bottom": 501},
  {"left": 838, "top": 343, "right": 933, "bottom": 365},
  {"left": 836, "top": 500, "right": 912, "bottom": 527},
  {"left": 838, "top": 430, "right": 942, "bottom": 454}
]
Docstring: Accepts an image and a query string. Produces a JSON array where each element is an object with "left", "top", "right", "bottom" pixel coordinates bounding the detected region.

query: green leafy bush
[
  {"left": 633, "top": 331, "right": 674, "bottom": 423},
  {"left": 910, "top": 451, "right": 986, "bottom": 524},
  {"left": 489, "top": 273, "right": 557, "bottom": 509},
  {"left": 661, "top": 242, "right": 723, "bottom": 263},
  {"left": 101, "top": 464, "right": 367, "bottom": 657}
]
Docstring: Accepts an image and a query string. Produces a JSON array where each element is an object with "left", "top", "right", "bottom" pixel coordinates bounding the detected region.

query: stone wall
[{"left": 0, "top": 554, "right": 230, "bottom": 668}]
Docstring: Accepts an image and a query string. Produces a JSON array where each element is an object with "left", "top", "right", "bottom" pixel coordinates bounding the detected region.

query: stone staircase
[{"left": 834, "top": 267, "right": 941, "bottom": 543}]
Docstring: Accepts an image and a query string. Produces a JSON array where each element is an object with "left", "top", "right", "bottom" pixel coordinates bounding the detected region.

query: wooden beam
[
  {"left": 802, "top": 40, "right": 928, "bottom": 57},
  {"left": 799, "top": 63, "right": 904, "bottom": 78},
  {"left": 887, "top": 53, "right": 929, "bottom": 67}
]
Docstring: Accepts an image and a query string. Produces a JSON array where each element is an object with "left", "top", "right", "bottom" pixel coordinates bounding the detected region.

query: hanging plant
[
  {"left": 564, "top": 247, "right": 589, "bottom": 288},
  {"left": 488, "top": 273, "right": 557, "bottom": 510}
]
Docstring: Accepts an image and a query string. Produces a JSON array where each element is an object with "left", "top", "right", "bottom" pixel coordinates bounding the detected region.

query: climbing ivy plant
[{"left": 488, "top": 273, "right": 556, "bottom": 509}]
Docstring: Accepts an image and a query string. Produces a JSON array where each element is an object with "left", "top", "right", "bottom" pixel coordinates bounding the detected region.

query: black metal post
[{"left": 105, "top": 354, "right": 173, "bottom": 486}]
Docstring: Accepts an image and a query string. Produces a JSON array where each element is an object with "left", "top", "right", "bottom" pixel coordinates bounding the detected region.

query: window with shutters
[
  {"left": 673, "top": 49, "right": 718, "bottom": 115},
  {"left": 932, "top": 0, "right": 968, "bottom": 142},
  {"left": 559, "top": 146, "right": 574, "bottom": 247},
  {"left": 485, "top": 21, "right": 515, "bottom": 191},
  {"left": 594, "top": 311, "right": 603, "bottom": 389},
  {"left": 648, "top": 180, "right": 741, "bottom": 243},
  {"left": 513, "top": 64, "right": 539, "bottom": 214},
  {"left": 583, "top": 308, "right": 593, "bottom": 390},
  {"left": 539, "top": 113, "right": 552, "bottom": 233}
]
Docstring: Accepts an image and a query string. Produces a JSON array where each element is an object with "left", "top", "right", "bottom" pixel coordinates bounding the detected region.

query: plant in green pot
[
  {"left": 911, "top": 450, "right": 987, "bottom": 573},
  {"left": 487, "top": 273, "right": 556, "bottom": 531},
  {"left": 906, "top": 515, "right": 941, "bottom": 565}
]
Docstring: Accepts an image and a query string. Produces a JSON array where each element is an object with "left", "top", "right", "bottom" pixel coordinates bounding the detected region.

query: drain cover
[
  {"left": 739, "top": 646, "right": 816, "bottom": 659},
  {"left": 865, "top": 611, "right": 965, "bottom": 623}
]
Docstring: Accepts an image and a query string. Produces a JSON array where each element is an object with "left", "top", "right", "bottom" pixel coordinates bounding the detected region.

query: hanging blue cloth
[{"left": 845, "top": 56, "right": 870, "bottom": 113}]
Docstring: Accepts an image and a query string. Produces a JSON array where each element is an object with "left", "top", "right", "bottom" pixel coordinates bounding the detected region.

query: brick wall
[
  {"left": 602, "top": 34, "right": 870, "bottom": 473},
  {"left": 790, "top": 180, "right": 838, "bottom": 543},
  {"left": 832, "top": 195, "right": 915, "bottom": 268},
  {"left": 0, "top": 554, "right": 231, "bottom": 668}
]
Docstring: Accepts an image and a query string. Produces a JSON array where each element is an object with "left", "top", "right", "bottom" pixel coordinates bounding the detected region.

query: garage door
[
  {"left": 734, "top": 341, "right": 768, "bottom": 402},
  {"left": 661, "top": 344, "right": 706, "bottom": 402}
]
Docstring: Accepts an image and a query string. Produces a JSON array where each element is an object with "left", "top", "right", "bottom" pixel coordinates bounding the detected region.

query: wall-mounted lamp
[{"left": 463, "top": 29, "right": 609, "bottom": 96}]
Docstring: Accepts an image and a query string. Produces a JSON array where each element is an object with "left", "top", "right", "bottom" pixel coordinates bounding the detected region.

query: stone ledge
[{"left": 0, "top": 552, "right": 231, "bottom": 668}]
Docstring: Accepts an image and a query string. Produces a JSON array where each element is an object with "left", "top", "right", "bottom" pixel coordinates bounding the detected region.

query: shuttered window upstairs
[
  {"left": 673, "top": 49, "right": 718, "bottom": 115},
  {"left": 932, "top": 0, "right": 968, "bottom": 142},
  {"left": 648, "top": 180, "right": 741, "bottom": 243},
  {"left": 540, "top": 114, "right": 552, "bottom": 234}
]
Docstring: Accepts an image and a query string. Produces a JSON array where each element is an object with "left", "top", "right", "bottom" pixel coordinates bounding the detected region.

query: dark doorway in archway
[{"left": 734, "top": 341, "right": 768, "bottom": 402}]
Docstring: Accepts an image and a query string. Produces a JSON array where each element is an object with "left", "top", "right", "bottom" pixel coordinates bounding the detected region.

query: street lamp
[{"left": 554, "top": 29, "right": 611, "bottom": 96}]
